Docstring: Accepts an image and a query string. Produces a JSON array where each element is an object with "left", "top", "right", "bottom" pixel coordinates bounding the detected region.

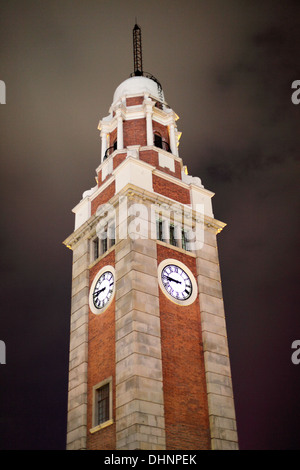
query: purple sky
[{"left": 0, "top": 0, "right": 299, "bottom": 449}]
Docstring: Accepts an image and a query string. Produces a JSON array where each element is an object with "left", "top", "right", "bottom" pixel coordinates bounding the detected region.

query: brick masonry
[
  {"left": 123, "top": 118, "right": 147, "bottom": 148},
  {"left": 157, "top": 244, "right": 211, "bottom": 450},
  {"left": 87, "top": 250, "right": 116, "bottom": 450},
  {"left": 91, "top": 181, "right": 116, "bottom": 216},
  {"left": 153, "top": 174, "right": 190, "bottom": 204},
  {"left": 126, "top": 96, "right": 144, "bottom": 106}
]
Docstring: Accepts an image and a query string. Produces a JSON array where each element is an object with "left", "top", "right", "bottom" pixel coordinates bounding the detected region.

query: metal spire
[
  {"left": 133, "top": 23, "right": 143, "bottom": 76},
  {"left": 130, "top": 23, "right": 164, "bottom": 102}
]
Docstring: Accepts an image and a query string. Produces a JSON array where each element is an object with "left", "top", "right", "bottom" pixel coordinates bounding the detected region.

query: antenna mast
[
  {"left": 131, "top": 23, "right": 164, "bottom": 102},
  {"left": 133, "top": 23, "right": 143, "bottom": 76}
]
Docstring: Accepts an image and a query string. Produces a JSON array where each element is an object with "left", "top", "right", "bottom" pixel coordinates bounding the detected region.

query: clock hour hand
[
  {"left": 93, "top": 286, "right": 106, "bottom": 296},
  {"left": 164, "top": 275, "right": 182, "bottom": 285}
]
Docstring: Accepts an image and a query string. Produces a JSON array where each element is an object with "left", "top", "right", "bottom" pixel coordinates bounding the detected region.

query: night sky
[{"left": 0, "top": 0, "right": 299, "bottom": 450}]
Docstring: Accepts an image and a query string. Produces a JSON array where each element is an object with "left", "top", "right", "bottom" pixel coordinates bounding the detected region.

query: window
[
  {"left": 96, "top": 383, "right": 109, "bottom": 425},
  {"left": 92, "top": 220, "right": 116, "bottom": 261},
  {"left": 153, "top": 131, "right": 171, "bottom": 152},
  {"left": 156, "top": 217, "right": 191, "bottom": 252},
  {"left": 181, "top": 229, "right": 188, "bottom": 251},
  {"left": 101, "top": 235, "right": 108, "bottom": 255},
  {"left": 156, "top": 219, "right": 163, "bottom": 242},
  {"left": 91, "top": 377, "right": 113, "bottom": 431},
  {"left": 108, "top": 221, "right": 116, "bottom": 247},
  {"left": 170, "top": 224, "right": 178, "bottom": 247},
  {"left": 154, "top": 132, "right": 163, "bottom": 149},
  {"left": 93, "top": 238, "right": 99, "bottom": 260}
]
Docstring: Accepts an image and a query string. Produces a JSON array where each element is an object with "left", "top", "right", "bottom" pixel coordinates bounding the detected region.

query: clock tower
[{"left": 64, "top": 24, "right": 238, "bottom": 451}]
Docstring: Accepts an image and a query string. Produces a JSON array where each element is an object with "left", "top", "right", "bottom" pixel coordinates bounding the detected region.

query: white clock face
[
  {"left": 161, "top": 264, "right": 192, "bottom": 301},
  {"left": 91, "top": 270, "right": 115, "bottom": 312}
]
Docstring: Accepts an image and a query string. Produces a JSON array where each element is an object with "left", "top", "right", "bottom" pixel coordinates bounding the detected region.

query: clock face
[
  {"left": 161, "top": 264, "right": 192, "bottom": 301},
  {"left": 92, "top": 270, "right": 115, "bottom": 311}
]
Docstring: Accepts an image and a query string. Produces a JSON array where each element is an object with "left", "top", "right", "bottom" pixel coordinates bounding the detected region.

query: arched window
[
  {"left": 104, "top": 140, "right": 117, "bottom": 160},
  {"left": 153, "top": 131, "right": 171, "bottom": 152},
  {"left": 154, "top": 132, "right": 163, "bottom": 149}
]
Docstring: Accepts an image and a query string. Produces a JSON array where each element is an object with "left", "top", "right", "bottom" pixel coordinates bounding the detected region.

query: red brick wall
[
  {"left": 139, "top": 149, "right": 182, "bottom": 180},
  {"left": 113, "top": 152, "right": 127, "bottom": 170},
  {"left": 153, "top": 174, "right": 190, "bottom": 204},
  {"left": 126, "top": 96, "right": 144, "bottom": 106},
  {"left": 158, "top": 158, "right": 182, "bottom": 180},
  {"left": 123, "top": 118, "right": 147, "bottom": 148},
  {"left": 87, "top": 250, "right": 116, "bottom": 450},
  {"left": 91, "top": 181, "right": 115, "bottom": 216},
  {"left": 157, "top": 244, "right": 211, "bottom": 450},
  {"left": 139, "top": 149, "right": 159, "bottom": 167}
]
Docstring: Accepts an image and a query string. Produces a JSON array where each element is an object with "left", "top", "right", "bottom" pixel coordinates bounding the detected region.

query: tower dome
[{"left": 113, "top": 76, "right": 165, "bottom": 104}]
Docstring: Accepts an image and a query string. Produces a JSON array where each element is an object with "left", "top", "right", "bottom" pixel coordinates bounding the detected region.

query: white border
[
  {"left": 89, "top": 265, "right": 116, "bottom": 315},
  {"left": 157, "top": 258, "right": 198, "bottom": 306}
]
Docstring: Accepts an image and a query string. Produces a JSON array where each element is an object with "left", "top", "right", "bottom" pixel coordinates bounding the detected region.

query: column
[
  {"left": 116, "top": 109, "right": 123, "bottom": 150},
  {"left": 144, "top": 98, "right": 154, "bottom": 147},
  {"left": 66, "top": 239, "right": 90, "bottom": 450},
  {"left": 114, "top": 198, "right": 166, "bottom": 450},
  {"left": 101, "top": 131, "right": 108, "bottom": 162},
  {"left": 169, "top": 123, "right": 178, "bottom": 157}
]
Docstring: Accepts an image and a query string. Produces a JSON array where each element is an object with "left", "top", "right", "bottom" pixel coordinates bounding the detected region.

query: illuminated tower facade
[{"left": 64, "top": 25, "right": 238, "bottom": 451}]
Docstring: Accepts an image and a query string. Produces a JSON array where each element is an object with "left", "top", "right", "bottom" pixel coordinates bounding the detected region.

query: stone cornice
[
  {"left": 63, "top": 183, "right": 226, "bottom": 251},
  {"left": 98, "top": 93, "right": 178, "bottom": 132}
]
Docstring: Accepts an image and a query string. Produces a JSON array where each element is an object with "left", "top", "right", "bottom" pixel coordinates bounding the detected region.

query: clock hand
[
  {"left": 165, "top": 275, "right": 182, "bottom": 284},
  {"left": 93, "top": 286, "right": 106, "bottom": 296}
]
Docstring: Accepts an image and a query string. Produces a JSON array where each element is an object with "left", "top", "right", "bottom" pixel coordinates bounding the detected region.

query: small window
[
  {"left": 101, "top": 237, "right": 108, "bottom": 254},
  {"left": 170, "top": 224, "right": 178, "bottom": 247},
  {"left": 182, "top": 229, "right": 188, "bottom": 251},
  {"left": 95, "top": 220, "right": 116, "bottom": 258},
  {"left": 156, "top": 219, "right": 163, "bottom": 241},
  {"left": 113, "top": 140, "right": 117, "bottom": 151},
  {"left": 92, "top": 377, "right": 113, "bottom": 431},
  {"left": 96, "top": 383, "right": 110, "bottom": 425},
  {"left": 93, "top": 238, "right": 99, "bottom": 260},
  {"left": 155, "top": 216, "right": 191, "bottom": 252},
  {"left": 108, "top": 221, "right": 116, "bottom": 248}
]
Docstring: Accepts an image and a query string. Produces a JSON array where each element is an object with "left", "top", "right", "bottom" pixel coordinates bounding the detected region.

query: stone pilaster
[
  {"left": 114, "top": 235, "right": 166, "bottom": 450},
  {"left": 196, "top": 229, "right": 239, "bottom": 450},
  {"left": 66, "top": 239, "right": 89, "bottom": 450}
]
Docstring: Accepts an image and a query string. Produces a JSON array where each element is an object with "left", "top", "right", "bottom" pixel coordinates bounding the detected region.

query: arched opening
[
  {"left": 153, "top": 132, "right": 171, "bottom": 152},
  {"left": 154, "top": 132, "right": 163, "bottom": 149}
]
